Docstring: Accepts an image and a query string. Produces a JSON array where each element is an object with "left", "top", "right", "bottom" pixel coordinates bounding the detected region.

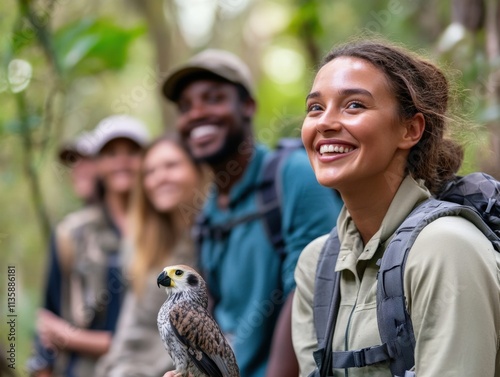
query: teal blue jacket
[{"left": 199, "top": 144, "right": 342, "bottom": 377}]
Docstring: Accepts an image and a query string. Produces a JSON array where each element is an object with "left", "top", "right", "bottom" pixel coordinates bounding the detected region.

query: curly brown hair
[{"left": 321, "top": 40, "right": 464, "bottom": 194}]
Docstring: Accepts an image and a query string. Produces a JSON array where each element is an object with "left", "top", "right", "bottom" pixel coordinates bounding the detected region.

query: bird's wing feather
[{"left": 169, "top": 301, "right": 234, "bottom": 377}]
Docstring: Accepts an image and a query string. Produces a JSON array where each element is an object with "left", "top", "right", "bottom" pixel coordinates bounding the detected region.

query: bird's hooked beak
[{"left": 157, "top": 270, "right": 172, "bottom": 288}]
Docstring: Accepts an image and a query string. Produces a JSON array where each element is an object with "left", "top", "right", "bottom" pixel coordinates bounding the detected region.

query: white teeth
[
  {"left": 190, "top": 125, "right": 219, "bottom": 140},
  {"left": 319, "top": 144, "right": 353, "bottom": 155}
]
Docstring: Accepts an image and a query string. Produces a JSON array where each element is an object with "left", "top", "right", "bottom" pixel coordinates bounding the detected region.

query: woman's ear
[{"left": 398, "top": 113, "right": 425, "bottom": 150}]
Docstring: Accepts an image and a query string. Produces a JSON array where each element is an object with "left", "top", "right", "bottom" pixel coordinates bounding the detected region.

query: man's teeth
[
  {"left": 319, "top": 144, "right": 353, "bottom": 154},
  {"left": 190, "top": 125, "right": 219, "bottom": 139}
]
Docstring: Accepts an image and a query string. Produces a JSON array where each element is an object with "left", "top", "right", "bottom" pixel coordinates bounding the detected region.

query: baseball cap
[
  {"left": 162, "top": 49, "right": 254, "bottom": 102},
  {"left": 58, "top": 131, "right": 97, "bottom": 166},
  {"left": 91, "top": 114, "right": 151, "bottom": 155}
]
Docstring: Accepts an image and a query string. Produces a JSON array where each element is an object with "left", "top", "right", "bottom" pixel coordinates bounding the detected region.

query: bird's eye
[{"left": 175, "top": 270, "right": 184, "bottom": 276}]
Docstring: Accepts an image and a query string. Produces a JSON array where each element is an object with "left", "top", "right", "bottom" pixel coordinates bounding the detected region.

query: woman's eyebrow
[
  {"left": 305, "top": 91, "right": 320, "bottom": 102},
  {"left": 338, "top": 88, "right": 373, "bottom": 98},
  {"left": 306, "top": 88, "right": 374, "bottom": 102}
]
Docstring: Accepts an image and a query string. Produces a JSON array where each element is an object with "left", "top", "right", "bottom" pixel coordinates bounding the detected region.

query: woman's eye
[
  {"left": 307, "top": 104, "right": 322, "bottom": 112},
  {"left": 346, "top": 101, "right": 365, "bottom": 110}
]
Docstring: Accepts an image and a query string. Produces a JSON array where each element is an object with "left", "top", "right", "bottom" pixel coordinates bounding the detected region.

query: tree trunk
[
  {"left": 131, "top": 0, "right": 181, "bottom": 130},
  {"left": 452, "top": 0, "right": 485, "bottom": 31},
  {"left": 16, "top": 92, "right": 51, "bottom": 243},
  {"left": 479, "top": 0, "right": 500, "bottom": 177}
]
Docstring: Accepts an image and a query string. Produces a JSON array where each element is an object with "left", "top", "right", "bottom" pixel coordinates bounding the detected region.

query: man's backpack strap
[
  {"left": 193, "top": 139, "right": 305, "bottom": 260},
  {"left": 258, "top": 138, "right": 305, "bottom": 258},
  {"left": 310, "top": 227, "right": 341, "bottom": 377}
]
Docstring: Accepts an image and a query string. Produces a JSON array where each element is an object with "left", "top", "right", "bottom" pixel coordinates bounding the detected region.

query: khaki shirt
[{"left": 292, "top": 175, "right": 500, "bottom": 377}]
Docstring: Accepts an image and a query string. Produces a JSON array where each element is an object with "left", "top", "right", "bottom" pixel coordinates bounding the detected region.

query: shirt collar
[{"left": 336, "top": 175, "right": 431, "bottom": 269}]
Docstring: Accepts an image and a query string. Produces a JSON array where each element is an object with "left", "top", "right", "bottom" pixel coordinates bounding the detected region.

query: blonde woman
[{"left": 95, "top": 135, "right": 207, "bottom": 377}]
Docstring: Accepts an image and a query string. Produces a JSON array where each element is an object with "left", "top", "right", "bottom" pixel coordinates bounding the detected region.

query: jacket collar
[{"left": 336, "top": 175, "right": 431, "bottom": 270}]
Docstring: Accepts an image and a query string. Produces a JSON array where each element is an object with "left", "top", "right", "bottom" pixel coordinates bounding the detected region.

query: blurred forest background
[{"left": 0, "top": 0, "right": 499, "bottom": 374}]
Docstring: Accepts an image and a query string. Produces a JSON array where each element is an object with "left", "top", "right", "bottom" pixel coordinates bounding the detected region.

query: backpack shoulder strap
[
  {"left": 313, "top": 227, "right": 341, "bottom": 346},
  {"left": 54, "top": 207, "right": 98, "bottom": 276},
  {"left": 54, "top": 222, "right": 75, "bottom": 278},
  {"left": 376, "top": 197, "right": 500, "bottom": 376},
  {"left": 257, "top": 139, "right": 304, "bottom": 257},
  {"left": 193, "top": 139, "right": 304, "bottom": 259},
  {"left": 323, "top": 198, "right": 499, "bottom": 375},
  {"left": 311, "top": 227, "right": 341, "bottom": 376},
  {"left": 313, "top": 197, "right": 499, "bottom": 376}
]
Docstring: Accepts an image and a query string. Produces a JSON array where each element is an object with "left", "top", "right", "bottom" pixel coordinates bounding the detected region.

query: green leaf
[
  {"left": 11, "top": 24, "right": 38, "bottom": 52},
  {"left": 288, "top": 0, "right": 324, "bottom": 37},
  {"left": 53, "top": 18, "right": 145, "bottom": 76},
  {"left": 62, "top": 35, "right": 100, "bottom": 69}
]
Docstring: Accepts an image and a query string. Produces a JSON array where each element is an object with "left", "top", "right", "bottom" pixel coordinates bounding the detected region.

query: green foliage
[
  {"left": 54, "top": 18, "right": 145, "bottom": 77},
  {"left": 11, "top": 22, "right": 39, "bottom": 53},
  {"left": 2, "top": 0, "right": 500, "bottom": 372},
  {"left": 288, "top": 0, "right": 323, "bottom": 38},
  {"left": 1, "top": 5, "right": 150, "bottom": 370},
  {"left": 254, "top": 75, "right": 307, "bottom": 147}
]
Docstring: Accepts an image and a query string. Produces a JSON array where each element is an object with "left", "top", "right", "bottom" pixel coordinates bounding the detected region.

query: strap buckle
[
  {"left": 352, "top": 347, "right": 369, "bottom": 367},
  {"left": 332, "top": 344, "right": 390, "bottom": 369}
]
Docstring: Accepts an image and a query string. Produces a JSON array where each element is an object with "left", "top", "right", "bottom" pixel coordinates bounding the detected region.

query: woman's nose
[{"left": 315, "top": 109, "right": 343, "bottom": 135}]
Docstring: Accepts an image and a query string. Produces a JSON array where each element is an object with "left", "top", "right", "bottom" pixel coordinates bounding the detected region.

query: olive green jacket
[{"left": 292, "top": 176, "right": 500, "bottom": 376}]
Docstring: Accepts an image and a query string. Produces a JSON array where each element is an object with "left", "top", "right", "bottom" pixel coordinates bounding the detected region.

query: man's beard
[{"left": 195, "top": 128, "right": 247, "bottom": 166}]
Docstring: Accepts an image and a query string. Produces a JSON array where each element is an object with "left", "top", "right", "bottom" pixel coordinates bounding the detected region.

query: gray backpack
[{"left": 311, "top": 172, "right": 500, "bottom": 377}]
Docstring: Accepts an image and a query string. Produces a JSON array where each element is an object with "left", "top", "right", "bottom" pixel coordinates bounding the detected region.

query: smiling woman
[
  {"left": 301, "top": 56, "right": 413, "bottom": 203},
  {"left": 292, "top": 40, "right": 500, "bottom": 377},
  {"left": 142, "top": 138, "right": 202, "bottom": 214},
  {"left": 94, "top": 134, "right": 208, "bottom": 377},
  {"left": 129, "top": 135, "right": 206, "bottom": 295}
]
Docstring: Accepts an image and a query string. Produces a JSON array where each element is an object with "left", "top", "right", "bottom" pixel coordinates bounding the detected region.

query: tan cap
[
  {"left": 162, "top": 49, "right": 254, "bottom": 101},
  {"left": 91, "top": 114, "right": 151, "bottom": 155}
]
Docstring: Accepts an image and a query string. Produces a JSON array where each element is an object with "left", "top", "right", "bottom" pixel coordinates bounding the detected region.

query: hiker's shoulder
[
  {"left": 56, "top": 205, "right": 105, "bottom": 233},
  {"left": 296, "top": 234, "right": 330, "bottom": 276},
  {"left": 406, "top": 215, "right": 497, "bottom": 284}
]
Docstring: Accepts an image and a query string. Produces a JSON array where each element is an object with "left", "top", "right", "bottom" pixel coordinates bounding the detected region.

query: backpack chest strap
[{"left": 331, "top": 344, "right": 390, "bottom": 368}]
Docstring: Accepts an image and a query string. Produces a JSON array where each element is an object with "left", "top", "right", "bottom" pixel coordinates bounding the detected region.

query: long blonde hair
[{"left": 128, "top": 135, "right": 206, "bottom": 295}]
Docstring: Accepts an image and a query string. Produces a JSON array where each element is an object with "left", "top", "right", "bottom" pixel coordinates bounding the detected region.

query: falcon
[{"left": 157, "top": 265, "right": 240, "bottom": 377}]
